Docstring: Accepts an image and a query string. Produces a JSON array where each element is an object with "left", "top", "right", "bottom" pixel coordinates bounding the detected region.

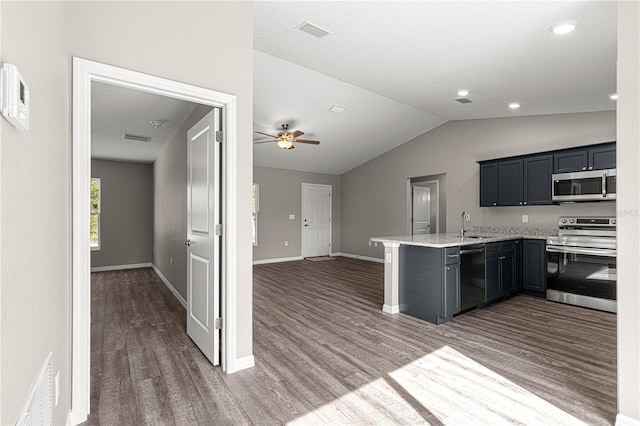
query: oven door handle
[{"left": 546, "top": 245, "right": 617, "bottom": 257}]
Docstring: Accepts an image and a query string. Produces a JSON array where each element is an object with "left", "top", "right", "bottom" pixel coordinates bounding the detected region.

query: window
[
  {"left": 252, "top": 183, "right": 259, "bottom": 246},
  {"left": 90, "top": 178, "right": 101, "bottom": 250}
]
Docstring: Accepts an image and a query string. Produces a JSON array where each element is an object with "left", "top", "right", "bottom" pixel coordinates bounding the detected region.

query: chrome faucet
[{"left": 460, "top": 211, "right": 470, "bottom": 237}]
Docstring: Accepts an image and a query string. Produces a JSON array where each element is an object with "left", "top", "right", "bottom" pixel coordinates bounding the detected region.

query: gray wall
[
  {"left": 253, "top": 166, "right": 341, "bottom": 261},
  {"left": 0, "top": 2, "right": 253, "bottom": 423},
  {"left": 341, "top": 111, "right": 616, "bottom": 259},
  {"left": 154, "top": 105, "right": 212, "bottom": 300},
  {"left": 91, "top": 160, "right": 153, "bottom": 268},
  {"left": 0, "top": 2, "right": 71, "bottom": 424},
  {"left": 617, "top": 1, "right": 640, "bottom": 421}
]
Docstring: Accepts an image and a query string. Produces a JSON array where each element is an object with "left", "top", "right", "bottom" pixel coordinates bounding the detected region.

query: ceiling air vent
[
  {"left": 296, "top": 21, "right": 332, "bottom": 39},
  {"left": 455, "top": 98, "right": 474, "bottom": 104},
  {"left": 124, "top": 133, "right": 152, "bottom": 143}
]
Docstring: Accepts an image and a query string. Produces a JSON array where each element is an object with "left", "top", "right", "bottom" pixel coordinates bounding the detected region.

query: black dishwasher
[{"left": 459, "top": 244, "right": 486, "bottom": 311}]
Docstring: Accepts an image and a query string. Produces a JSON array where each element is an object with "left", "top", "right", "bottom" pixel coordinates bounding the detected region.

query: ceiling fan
[{"left": 254, "top": 124, "right": 320, "bottom": 150}]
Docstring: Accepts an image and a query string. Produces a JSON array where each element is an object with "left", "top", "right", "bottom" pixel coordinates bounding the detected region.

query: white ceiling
[
  {"left": 253, "top": 1, "right": 617, "bottom": 175},
  {"left": 91, "top": 82, "right": 198, "bottom": 163}
]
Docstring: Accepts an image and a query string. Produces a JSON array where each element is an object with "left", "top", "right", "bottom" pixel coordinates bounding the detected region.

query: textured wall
[
  {"left": 253, "top": 166, "right": 341, "bottom": 261},
  {"left": 91, "top": 160, "right": 153, "bottom": 268},
  {"left": 0, "top": 2, "right": 71, "bottom": 424},
  {"left": 340, "top": 111, "right": 616, "bottom": 259}
]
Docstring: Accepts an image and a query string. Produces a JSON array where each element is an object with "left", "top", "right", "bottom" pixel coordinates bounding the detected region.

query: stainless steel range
[{"left": 546, "top": 216, "right": 617, "bottom": 313}]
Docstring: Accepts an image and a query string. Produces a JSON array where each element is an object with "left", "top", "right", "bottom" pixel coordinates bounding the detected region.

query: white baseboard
[
  {"left": 333, "top": 252, "right": 384, "bottom": 263},
  {"left": 617, "top": 414, "right": 640, "bottom": 426},
  {"left": 91, "top": 262, "right": 152, "bottom": 272},
  {"left": 151, "top": 264, "right": 187, "bottom": 308},
  {"left": 232, "top": 355, "right": 255, "bottom": 372},
  {"left": 66, "top": 410, "right": 78, "bottom": 426},
  {"left": 253, "top": 256, "right": 303, "bottom": 265},
  {"left": 383, "top": 304, "right": 400, "bottom": 314}
]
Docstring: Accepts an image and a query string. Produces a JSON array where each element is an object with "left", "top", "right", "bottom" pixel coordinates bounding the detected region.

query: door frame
[
  {"left": 301, "top": 183, "right": 332, "bottom": 258},
  {"left": 72, "top": 58, "right": 239, "bottom": 423},
  {"left": 407, "top": 179, "right": 440, "bottom": 235}
]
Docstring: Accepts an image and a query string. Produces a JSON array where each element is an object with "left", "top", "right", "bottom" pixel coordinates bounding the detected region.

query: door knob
[
  {"left": 304, "top": 224, "right": 310, "bottom": 227},
  {"left": 183, "top": 239, "right": 192, "bottom": 246}
]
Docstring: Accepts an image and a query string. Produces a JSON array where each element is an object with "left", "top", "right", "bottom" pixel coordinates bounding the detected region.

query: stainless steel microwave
[{"left": 552, "top": 169, "right": 616, "bottom": 202}]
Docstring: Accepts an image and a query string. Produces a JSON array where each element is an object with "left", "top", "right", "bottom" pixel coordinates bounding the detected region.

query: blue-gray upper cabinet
[
  {"left": 479, "top": 162, "right": 498, "bottom": 207},
  {"left": 523, "top": 155, "right": 553, "bottom": 205},
  {"left": 553, "top": 143, "right": 616, "bottom": 173},
  {"left": 497, "top": 159, "right": 524, "bottom": 206}
]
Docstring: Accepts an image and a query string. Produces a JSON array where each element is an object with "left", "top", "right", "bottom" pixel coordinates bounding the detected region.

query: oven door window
[{"left": 547, "top": 251, "right": 616, "bottom": 300}]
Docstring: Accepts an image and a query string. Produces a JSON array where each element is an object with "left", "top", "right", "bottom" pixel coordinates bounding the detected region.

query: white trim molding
[
  {"left": 383, "top": 304, "right": 400, "bottom": 314},
  {"left": 72, "top": 57, "right": 239, "bottom": 423},
  {"left": 332, "top": 252, "right": 384, "bottom": 263},
  {"left": 253, "top": 256, "right": 304, "bottom": 265},
  {"left": 152, "top": 264, "right": 187, "bottom": 308},
  {"left": 234, "top": 355, "right": 256, "bottom": 372},
  {"left": 91, "top": 262, "right": 152, "bottom": 272},
  {"left": 617, "top": 414, "right": 640, "bottom": 426}
]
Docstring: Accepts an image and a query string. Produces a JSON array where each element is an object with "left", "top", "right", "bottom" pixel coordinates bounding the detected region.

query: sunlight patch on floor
[
  {"left": 288, "top": 346, "right": 588, "bottom": 425},
  {"left": 388, "top": 345, "right": 587, "bottom": 425}
]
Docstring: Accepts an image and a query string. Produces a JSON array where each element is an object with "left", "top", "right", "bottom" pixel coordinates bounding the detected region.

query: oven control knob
[
  {"left": 560, "top": 219, "right": 567, "bottom": 224},
  {"left": 569, "top": 219, "right": 576, "bottom": 224},
  {"left": 611, "top": 219, "right": 616, "bottom": 225}
]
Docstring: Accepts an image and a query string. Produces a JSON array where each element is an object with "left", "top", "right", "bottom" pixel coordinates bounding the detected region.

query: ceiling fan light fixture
[{"left": 277, "top": 139, "right": 294, "bottom": 149}]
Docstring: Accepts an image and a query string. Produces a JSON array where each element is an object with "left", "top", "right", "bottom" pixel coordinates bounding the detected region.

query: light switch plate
[
  {"left": 522, "top": 215, "right": 529, "bottom": 223},
  {"left": 386, "top": 253, "right": 392, "bottom": 263},
  {"left": 289, "top": 214, "right": 295, "bottom": 220}
]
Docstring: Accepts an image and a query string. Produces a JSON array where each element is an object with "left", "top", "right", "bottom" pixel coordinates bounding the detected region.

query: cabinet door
[
  {"left": 485, "top": 256, "right": 500, "bottom": 302},
  {"left": 588, "top": 144, "right": 616, "bottom": 170},
  {"left": 514, "top": 240, "right": 523, "bottom": 291},
  {"left": 523, "top": 155, "right": 553, "bottom": 205},
  {"left": 522, "top": 239, "right": 546, "bottom": 293},
  {"left": 498, "top": 159, "right": 523, "bottom": 206},
  {"left": 500, "top": 254, "right": 516, "bottom": 296},
  {"left": 443, "top": 263, "right": 460, "bottom": 317},
  {"left": 480, "top": 162, "right": 498, "bottom": 207},
  {"left": 554, "top": 149, "right": 588, "bottom": 173}
]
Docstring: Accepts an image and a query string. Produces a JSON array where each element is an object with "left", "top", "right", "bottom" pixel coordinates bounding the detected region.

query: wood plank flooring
[{"left": 84, "top": 257, "right": 616, "bottom": 425}]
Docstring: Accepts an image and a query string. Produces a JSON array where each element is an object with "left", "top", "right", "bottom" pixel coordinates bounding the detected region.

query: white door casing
[
  {"left": 301, "top": 183, "right": 332, "bottom": 257},
  {"left": 186, "top": 110, "right": 221, "bottom": 365},
  {"left": 412, "top": 186, "right": 431, "bottom": 235},
  {"left": 72, "top": 58, "right": 243, "bottom": 425}
]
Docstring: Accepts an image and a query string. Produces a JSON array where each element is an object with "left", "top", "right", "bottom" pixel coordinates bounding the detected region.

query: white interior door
[
  {"left": 186, "top": 109, "right": 221, "bottom": 365},
  {"left": 412, "top": 186, "right": 431, "bottom": 235},
  {"left": 301, "top": 183, "right": 331, "bottom": 258}
]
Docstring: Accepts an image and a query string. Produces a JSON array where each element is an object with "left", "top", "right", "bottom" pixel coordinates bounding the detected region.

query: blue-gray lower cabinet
[
  {"left": 399, "top": 245, "right": 460, "bottom": 324},
  {"left": 486, "top": 241, "right": 517, "bottom": 302},
  {"left": 522, "top": 239, "right": 547, "bottom": 296}
]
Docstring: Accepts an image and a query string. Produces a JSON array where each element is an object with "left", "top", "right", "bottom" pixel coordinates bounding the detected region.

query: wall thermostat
[{"left": 1, "top": 63, "right": 30, "bottom": 130}]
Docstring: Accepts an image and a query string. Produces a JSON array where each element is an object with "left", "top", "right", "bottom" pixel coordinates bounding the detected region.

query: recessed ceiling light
[
  {"left": 457, "top": 89, "right": 470, "bottom": 97},
  {"left": 150, "top": 120, "right": 163, "bottom": 128},
  {"left": 509, "top": 102, "right": 521, "bottom": 109},
  {"left": 329, "top": 105, "right": 347, "bottom": 114},
  {"left": 296, "top": 21, "right": 332, "bottom": 39},
  {"left": 550, "top": 22, "right": 579, "bottom": 35},
  {"left": 609, "top": 93, "right": 618, "bottom": 101}
]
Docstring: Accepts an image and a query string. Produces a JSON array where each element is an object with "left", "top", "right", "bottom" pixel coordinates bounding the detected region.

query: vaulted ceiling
[{"left": 253, "top": 1, "right": 617, "bottom": 175}]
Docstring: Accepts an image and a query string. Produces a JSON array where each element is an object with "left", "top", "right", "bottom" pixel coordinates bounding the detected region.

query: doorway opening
[
  {"left": 408, "top": 173, "right": 447, "bottom": 235},
  {"left": 72, "top": 58, "right": 240, "bottom": 423}
]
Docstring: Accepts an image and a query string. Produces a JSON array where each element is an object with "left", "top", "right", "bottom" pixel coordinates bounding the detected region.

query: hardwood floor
[{"left": 85, "top": 258, "right": 616, "bottom": 425}]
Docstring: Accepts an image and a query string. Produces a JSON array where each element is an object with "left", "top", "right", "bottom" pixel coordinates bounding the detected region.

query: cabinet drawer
[
  {"left": 444, "top": 247, "right": 460, "bottom": 264},
  {"left": 485, "top": 243, "right": 500, "bottom": 258}
]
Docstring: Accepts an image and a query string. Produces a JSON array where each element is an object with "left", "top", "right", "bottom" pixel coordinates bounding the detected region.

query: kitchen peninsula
[{"left": 371, "top": 228, "right": 552, "bottom": 324}]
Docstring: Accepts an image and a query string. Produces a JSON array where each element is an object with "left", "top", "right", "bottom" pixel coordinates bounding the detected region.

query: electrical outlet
[
  {"left": 374, "top": 242, "right": 378, "bottom": 247},
  {"left": 284, "top": 241, "right": 289, "bottom": 247},
  {"left": 170, "top": 257, "right": 173, "bottom": 266},
  {"left": 385, "top": 253, "right": 392, "bottom": 263},
  {"left": 54, "top": 371, "right": 60, "bottom": 406},
  {"left": 522, "top": 215, "right": 529, "bottom": 223},
  {"left": 368, "top": 241, "right": 372, "bottom": 246}
]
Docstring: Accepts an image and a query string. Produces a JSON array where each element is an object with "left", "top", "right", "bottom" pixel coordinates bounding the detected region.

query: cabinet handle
[
  {"left": 448, "top": 254, "right": 459, "bottom": 258},
  {"left": 582, "top": 166, "right": 587, "bottom": 170},
  {"left": 589, "top": 166, "right": 593, "bottom": 170},
  {"left": 519, "top": 202, "right": 523, "bottom": 205},
  {"left": 524, "top": 201, "right": 527, "bottom": 205},
  {"left": 445, "top": 266, "right": 450, "bottom": 271},
  {"left": 493, "top": 202, "right": 497, "bottom": 206},
  {"left": 498, "top": 255, "right": 505, "bottom": 260}
]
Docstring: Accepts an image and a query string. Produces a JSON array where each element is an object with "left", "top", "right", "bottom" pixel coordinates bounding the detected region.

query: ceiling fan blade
[
  {"left": 293, "top": 139, "right": 320, "bottom": 145},
  {"left": 254, "top": 140, "right": 276, "bottom": 144},
  {"left": 290, "top": 130, "right": 304, "bottom": 138},
  {"left": 255, "top": 131, "right": 278, "bottom": 138}
]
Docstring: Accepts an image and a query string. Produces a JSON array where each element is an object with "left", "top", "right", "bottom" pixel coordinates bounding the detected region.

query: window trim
[
  {"left": 252, "top": 183, "right": 259, "bottom": 246},
  {"left": 90, "top": 177, "right": 101, "bottom": 251}
]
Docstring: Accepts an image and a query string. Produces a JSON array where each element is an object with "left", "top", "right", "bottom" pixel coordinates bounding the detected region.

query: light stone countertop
[{"left": 370, "top": 232, "right": 549, "bottom": 248}]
